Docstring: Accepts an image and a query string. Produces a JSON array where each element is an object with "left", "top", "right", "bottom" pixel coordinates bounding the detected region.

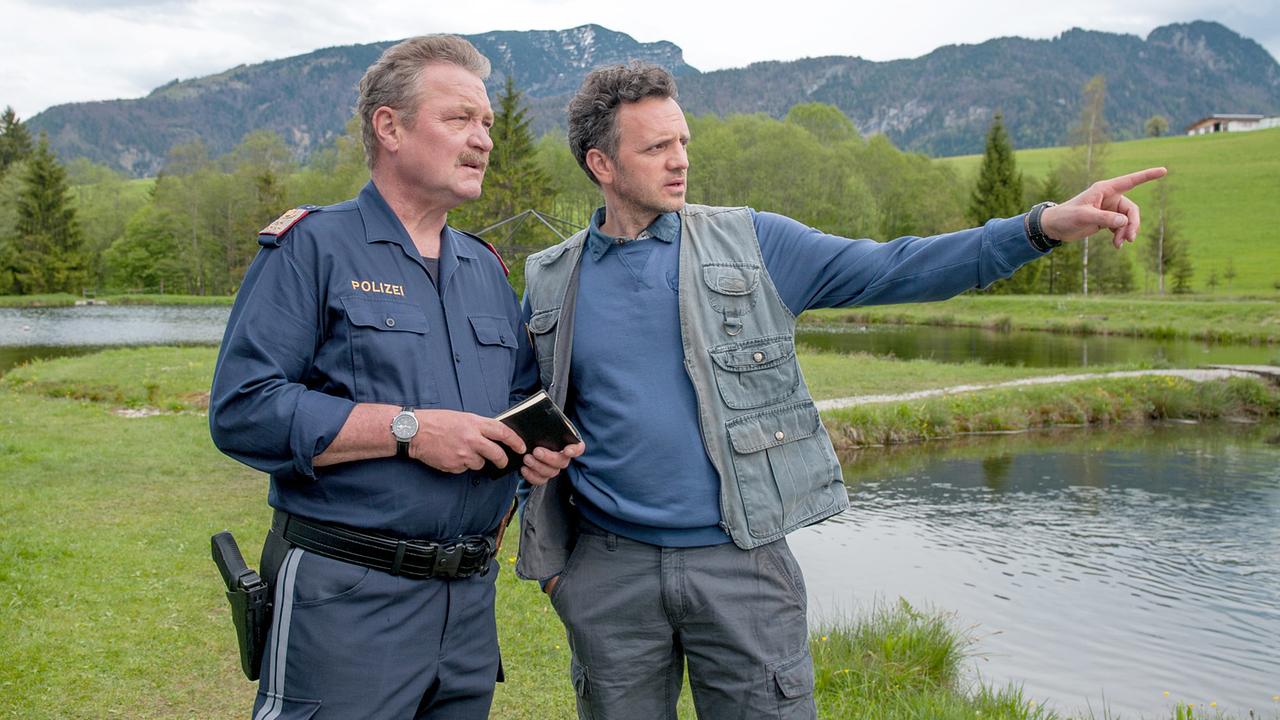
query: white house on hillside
[{"left": 1185, "top": 113, "right": 1280, "bottom": 135}]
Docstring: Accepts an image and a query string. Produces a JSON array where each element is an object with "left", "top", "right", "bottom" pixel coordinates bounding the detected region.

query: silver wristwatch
[{"left": 390, "top": 406, "right": 418, "bottom": 459}]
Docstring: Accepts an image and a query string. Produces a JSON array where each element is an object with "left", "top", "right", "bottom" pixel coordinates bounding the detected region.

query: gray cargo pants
[{"left": 548, "top": 521, "right": 816, "bottom": 720}]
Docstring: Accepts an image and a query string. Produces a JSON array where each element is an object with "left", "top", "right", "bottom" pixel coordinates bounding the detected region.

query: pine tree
[
  {"left": 454, "top": 76, "right": 555, "bottom": 293},
  {"left": 0, "top": 106, "right": 34, "bottom": 176},
  {"left": 2, "top": 135, "right": 87, "bottom": 293},
  {"left": 970, "top": 113, "right": 1039, "bottom": 293},
  {"left": 968, "top": 112, "right": 1023, "bottom": 226}
]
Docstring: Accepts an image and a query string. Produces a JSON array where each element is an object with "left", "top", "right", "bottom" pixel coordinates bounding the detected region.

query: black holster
[{"left": 211, "top": 531, "right": 271, "bottom": 681}]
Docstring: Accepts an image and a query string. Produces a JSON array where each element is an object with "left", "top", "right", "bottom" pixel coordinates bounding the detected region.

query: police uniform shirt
[{"left": 210, "top": 181, "right": 534, "bottom": 541}]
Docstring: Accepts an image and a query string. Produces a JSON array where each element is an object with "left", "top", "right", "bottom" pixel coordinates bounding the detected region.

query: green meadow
[
  {"left": 940, "top": 127, "right": 1280, "bottom": 294},
  {"left": 3, "top": 346, "right": 1277, "bottom": 718}
]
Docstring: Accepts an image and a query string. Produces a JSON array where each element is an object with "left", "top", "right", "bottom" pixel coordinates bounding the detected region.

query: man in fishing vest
[{"left": 517, "top": 61, "right": 1165, "bottom": 719}]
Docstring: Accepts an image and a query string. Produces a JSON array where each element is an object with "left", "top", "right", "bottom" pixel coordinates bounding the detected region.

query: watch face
[{"left": 391, "top": 412, "right": 418, "bottom": 440}]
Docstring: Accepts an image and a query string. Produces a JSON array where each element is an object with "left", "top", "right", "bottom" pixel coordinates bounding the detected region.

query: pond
[
  {"left": 0, "top": 305, "right": 230, "bottom": 373},
  {"left": 790, "top": 422, "right": 1280, "bottom": 718},
  {"left": 797, "top": 323, "right": 1278, "bottom": 368},
  {"left": 3, "top": 306, "right": 1275, "bottom": 374}
]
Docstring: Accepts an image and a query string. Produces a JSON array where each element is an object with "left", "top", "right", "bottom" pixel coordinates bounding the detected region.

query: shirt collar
[
  {"left": 355, "top": 180, "right": 477, "bottom": 261},
  {"left": 585, "top": 207, "right": 680, "bottom": 261}
]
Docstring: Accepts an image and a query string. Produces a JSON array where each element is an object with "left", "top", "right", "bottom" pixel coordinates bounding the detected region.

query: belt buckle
[{"left": 432, "top": 542, "right": 464, "bottom": 578}]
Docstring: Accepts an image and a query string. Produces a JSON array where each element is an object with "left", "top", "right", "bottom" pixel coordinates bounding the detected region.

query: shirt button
[
  {"left": 753, "top": 351, "right": 765, "bottom": 363},
  {"left": 384, "top": 317, "right": 396, "bottom": 328},
  {"left": 774, "top": 430, "right": 785, "bottom": 441},
  {"left": 454, "top": 353, "right": 463, "bottom": 363}
]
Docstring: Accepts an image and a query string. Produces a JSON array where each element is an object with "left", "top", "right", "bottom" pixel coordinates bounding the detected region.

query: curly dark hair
[{"left": 567, "top": 62, "right": 678, "bottom": 185}]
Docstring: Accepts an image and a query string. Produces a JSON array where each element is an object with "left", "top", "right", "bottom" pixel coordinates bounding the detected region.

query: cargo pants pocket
[{"left": 767, "top": 649, "right": 816, "bottom": 719}]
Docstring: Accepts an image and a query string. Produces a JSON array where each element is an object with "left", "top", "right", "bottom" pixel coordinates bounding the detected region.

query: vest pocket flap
[
  {"left": 469, "top": 315, "right": 517, "bottom": 348},
  {"left": 710, "top": 337, "right": 795, "bottom": 371},
  {"left": 702, "top": 263, "right": 760, "bottom": 296},
  {"left": 528, "top": 308, "right": 560, "bottom": 335},
  {"left": 726, "top": 402, "right": 820, "bottom": 454},
  {"left": 341, "top": 298, "right": 428, "bottom": 334}
]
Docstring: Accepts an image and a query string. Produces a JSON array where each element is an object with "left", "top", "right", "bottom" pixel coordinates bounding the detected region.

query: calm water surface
[
  {"left": 797, "top": 323, "right": 1278, "bottom": 368},
  {"left": 791, "top": 423, "right": 1280, "bottom": 718},
  {"left": 0, "top": 306, "right": 230, "bottom": 373}
]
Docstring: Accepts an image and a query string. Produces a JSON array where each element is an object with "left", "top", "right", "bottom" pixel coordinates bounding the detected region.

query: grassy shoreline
[
  {"left": 805, "top": 294, "right": 1280, "bottom": 345},
  {"left": 2, "top": 347, "right": 1276, "bottom": 718}
]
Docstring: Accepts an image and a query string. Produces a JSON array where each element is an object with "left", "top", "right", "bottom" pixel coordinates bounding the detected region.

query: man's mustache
[{"left": 459, "top": 152, "right": 488, "bottom": 171}]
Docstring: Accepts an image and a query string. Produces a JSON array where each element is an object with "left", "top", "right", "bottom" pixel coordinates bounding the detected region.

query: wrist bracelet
[{"left": 1026, "top": 201, "right": 1062, "bottom": 252}]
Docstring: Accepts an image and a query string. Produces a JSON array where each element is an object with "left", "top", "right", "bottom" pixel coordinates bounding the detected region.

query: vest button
[
  {"left": 774, "top": 430, "right": 785, "bottom": 441},
  {"left": 753, "top": 351, "right": 765, "bottom": 363},
  {"left": 384, "top": 317, "right": 396, "bottom": 328}
]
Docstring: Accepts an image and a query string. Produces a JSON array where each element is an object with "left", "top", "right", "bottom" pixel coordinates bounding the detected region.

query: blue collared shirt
[
  {"left": 210, "top": 181, "right": 534, "bottom": 539},
  {"left": 554, "top": 206, "right": 1044, "bottom": 547}
]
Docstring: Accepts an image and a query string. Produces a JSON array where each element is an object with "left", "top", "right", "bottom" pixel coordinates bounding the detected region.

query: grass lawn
[
  {"left": 805, "top": 294, "right": 1280, "bottom": 345},
  {"left": 939, "top": 127, "right": 1280, "bottom": 294},
  {"left": 2, "top": 347, "right": 1273, "bottom": 718}
]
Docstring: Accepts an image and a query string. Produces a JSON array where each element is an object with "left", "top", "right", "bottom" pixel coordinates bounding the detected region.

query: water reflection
[
  {"left": 791, "top": 424, "right": 1280, "bottom": 717},
  {"left": 797, "top": 323, "right": 1278, "bottom": 368}
]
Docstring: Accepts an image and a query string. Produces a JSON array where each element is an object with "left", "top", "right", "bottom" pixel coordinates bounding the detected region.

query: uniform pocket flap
[
  {"left": 469, "top": 315, "right": 517, "bottom": 348},
  {"left": 702, "top": 263, "right": 760, "bottom": 296},
  {"left": 710, "top": 336, "right": 795, "bottom": 371},
  {"left": 770, "top": 650, "right": 815, "bottom": 699},
  {"left": 726, "top": 402, "right": 820, "bottom": 454},
  {"left": 528, "top": 307, "right": 560, "bottom": 335},
  {"left": 341, "top": 297, "right": 428, "bottom": 334}
]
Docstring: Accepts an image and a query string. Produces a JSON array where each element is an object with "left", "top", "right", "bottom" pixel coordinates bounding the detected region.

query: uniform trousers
[
  {"left": 549, "top": 520, "right": 816, "bottom": 720},
  {"left": 250, "top": 530, "right": 500, "bottom": 720}
]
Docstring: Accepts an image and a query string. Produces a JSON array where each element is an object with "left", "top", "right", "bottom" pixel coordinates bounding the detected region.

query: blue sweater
[{"left": 556, "top": 207, "right": 1043, "bottom": 547}]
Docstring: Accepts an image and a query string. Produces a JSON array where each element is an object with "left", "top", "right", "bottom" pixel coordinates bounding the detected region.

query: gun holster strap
[{"left": 272, "top": 510, "right": 496, "bottom": 580}]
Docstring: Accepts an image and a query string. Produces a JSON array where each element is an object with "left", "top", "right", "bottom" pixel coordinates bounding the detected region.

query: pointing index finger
[{"left": 1102, "top": 167, "right": 1167, "bottom": 194}]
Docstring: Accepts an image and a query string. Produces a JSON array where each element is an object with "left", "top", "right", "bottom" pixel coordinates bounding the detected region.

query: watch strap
[{"left": 1026, "top": 201, "right": 1062, "bottom": 252}]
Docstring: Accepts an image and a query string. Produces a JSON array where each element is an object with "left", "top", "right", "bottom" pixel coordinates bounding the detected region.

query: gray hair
[
  {"left": 357, "top": 35, "right": 491, "bottom": 169},
  {"left": 567, "top": 62, "right": 678, "bottom": 185}
]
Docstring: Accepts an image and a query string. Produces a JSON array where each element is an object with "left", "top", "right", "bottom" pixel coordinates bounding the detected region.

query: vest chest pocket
[
  {"left": 469, "top": 314, "right": 519, "bottom": 413},
  {"left": 726, "top": 401, "right": 838, "bottom": 540},
  {"left": 341, "top": 297, "right": 437, "bottom": 405},
  {"left": 702, "top": 263, "right": 760, "bottom": 335},
  {"left": 709, "top": 335, "right": 799, "bottom": 410},
  {"left": 527, "top": 307, "right": 560, "bottom": 390}
]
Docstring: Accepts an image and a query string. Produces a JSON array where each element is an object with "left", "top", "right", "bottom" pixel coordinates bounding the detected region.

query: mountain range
[{"left": 27, "top": 21, "right": 1280, "bottom": 176}]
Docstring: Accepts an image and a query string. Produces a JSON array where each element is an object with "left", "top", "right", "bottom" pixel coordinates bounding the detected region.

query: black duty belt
[{"left": 273, "top": 511, "right": 496, "bottom": 580}]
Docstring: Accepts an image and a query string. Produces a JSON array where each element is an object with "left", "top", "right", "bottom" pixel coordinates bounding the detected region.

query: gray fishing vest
[{"left": 515, "top": 204, "right": 847, "bottom": 582}]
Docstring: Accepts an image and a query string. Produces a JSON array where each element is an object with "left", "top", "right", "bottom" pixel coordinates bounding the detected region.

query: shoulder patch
[
  {"left": 456, "top": 229, "right": 509, "bottom": 276},
  {"left": 258, "top": 205, "right": 320, "bottom": 247}
]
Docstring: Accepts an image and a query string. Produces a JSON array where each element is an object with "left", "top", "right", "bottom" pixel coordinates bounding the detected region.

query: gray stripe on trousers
[{"left": 255, "top": 547, "right": 303, "bottom": 720}]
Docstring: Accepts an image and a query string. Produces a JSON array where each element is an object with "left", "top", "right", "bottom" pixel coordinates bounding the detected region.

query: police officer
[{"left": 209, "top": 35, "right": 582, "bottom": 719}]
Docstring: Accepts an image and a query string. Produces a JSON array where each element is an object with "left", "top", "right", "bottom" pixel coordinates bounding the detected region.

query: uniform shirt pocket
[
  {"left": 340, "top": 296, "right": 438, "bottom": 405},
  {"left": 469, "top": 314, "right": 518, "bottom": 412}
]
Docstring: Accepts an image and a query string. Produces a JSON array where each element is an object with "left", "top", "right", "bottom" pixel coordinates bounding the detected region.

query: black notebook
[{"left": 481, "top": 390, "right": 582, "bottom": 479}]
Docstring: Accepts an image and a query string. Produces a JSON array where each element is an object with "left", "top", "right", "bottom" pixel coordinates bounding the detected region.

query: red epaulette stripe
[{"left": 483, "top": 241, "right": 509, "bottom": 276}]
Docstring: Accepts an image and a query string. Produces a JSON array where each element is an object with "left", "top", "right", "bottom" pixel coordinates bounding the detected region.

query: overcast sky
[{"left": 2, "top": 0, "right": 1277, "bottom": 119}]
